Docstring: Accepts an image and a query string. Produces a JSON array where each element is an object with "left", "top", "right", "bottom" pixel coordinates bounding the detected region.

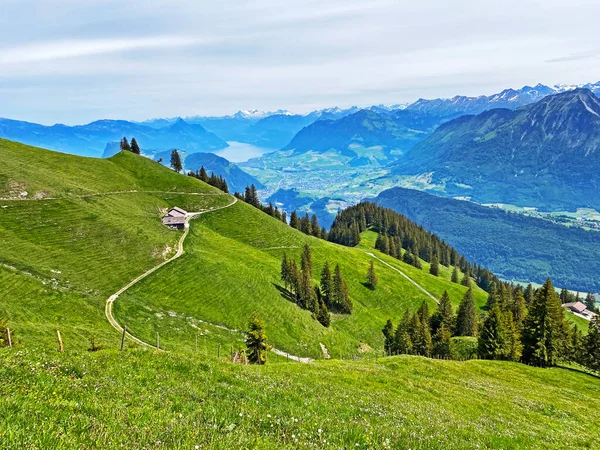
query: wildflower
[{"left": 318, "top": 429, "right": 322, "bottom": 434}]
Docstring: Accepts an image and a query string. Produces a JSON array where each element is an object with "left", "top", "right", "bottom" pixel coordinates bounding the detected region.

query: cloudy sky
[{"left": 2, "top": 0, "right": 600, "bottom": 124}]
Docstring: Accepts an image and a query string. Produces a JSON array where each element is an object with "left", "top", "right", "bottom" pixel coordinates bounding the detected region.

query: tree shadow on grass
[
  {"left": 272, "top": 283, "right": 297, "bottom": 305},
  {"left": 556, "top": 364, "right": 600, "bottom": 380},
  {"left": 360, "top": 281, "right": 375, "bottom": 290}
]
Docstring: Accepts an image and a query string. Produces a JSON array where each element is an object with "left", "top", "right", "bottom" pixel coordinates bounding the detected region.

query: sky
[{"left": 1, "top": 0, "right": 600, "bottom": 125}]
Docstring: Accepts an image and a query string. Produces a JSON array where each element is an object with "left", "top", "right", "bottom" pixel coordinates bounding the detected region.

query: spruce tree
[
  {"left": 510, "top": 288, "right": 527, "bottom": 331},
  {"left": 281, "top": 211, "right": 287, "bottom": 224},
  {"left": 366, "top": 260, "right": 378, "bottom": 290},
  {"left": 456, "top": 288, "right": 478, "bottom": 337},
  {"left": 170, "top": 149, "right": 183, "bottom": 173},
  {"left": 417, "top": 301, "right": 431, "bottom": 327},
  {"left": 395, "top": 310, "right": 413, "bottom": 355},
  {"left": 583, "top": 317, "right": 600, "bottom": 372},
  {"left": 431, "top": 291, "right": 454, "bottom": 335},
  {"left": 429, "top": 255, "right": 439, "bottom": 277},
  {"left": 585, "top": 293, "right": 597, "bottom": 313},
  {"left": 316, "top": 297, "right": 331, "bottom": 327},
  {"left": 281, "top": 253, "right": 291, "bottom": 291},
  {"left": 478, "top": 303, "right": 505, "bottom": 360},
  {"left": 524, "top": 284, "right": 534, "bottom": 306},
  {"left": 199, "top": 166, "right": 209, "bottom": 182},
  {"left": 411, "top": 312, "right": 432, "bottom": 357},
  {"left": 522, "top": 278, "right": 567, "bottom": 367},
  {"left": 130, "top": 137, "right": 141, "bottom": 154},
  {"left": 320, "top": 262, "right": 332, "bottom": 307},
  {"left": 382, "top": 319, "right": 394, "bottom": 355},
  {"left": 300, "top": 214, "right": 312, "bottom": 235},
  {"left": 120, "top": 137, "right": 131, "bottom": 151},
  {"left": 289, "top": 211, "right": 300, "bottom": 229},
  {"left": 301, "top": 244, "right": 312, "bottom": 278},
  {"left": 310, "top": 214, "right": 320, "bottom": 237},
  {"left": 461, "top": 267, "right": 472, "bottom": 287},
  {"left": 451, "top": 266, "right": 459, "bottom": 283},
  {"left": 333, "top": 264, "right": 352, "bottom": 314},
  {"left": 433, "top": 323, "right": 454, "bottom": 359},
  {"left": 246, "top": 312, "right": 270, "bottom": 364}
]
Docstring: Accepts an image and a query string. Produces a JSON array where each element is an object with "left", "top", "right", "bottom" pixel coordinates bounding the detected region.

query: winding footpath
[
  {"left": 105, "top": 196, "right": 238, "bottom": 350},
  {"left": 363, "top": 251, "right": 439, "bottom": 304},
  {"left": 103, "top": 195, "right": 313, "bottom": 362}
]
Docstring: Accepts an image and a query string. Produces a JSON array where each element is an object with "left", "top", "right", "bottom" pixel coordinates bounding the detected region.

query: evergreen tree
[
  {"left": 316, "top": 296, "right": 331, "bottom": 327},
  {"left": 199, "top": 166, "right": 209, "bottom": 182},
  {"left": 120, "top": 137, "right": 131, "bottom": 151},
  {"left": 461, "top": 267, "right": 472, "bottom": 287},
  {"left": 478, "top": 303, "right": 505, "bottom": 360},
  {"left": 366, "top": 260, "right": 378, "bottom": 290},
  {"left": 246, "top": 312, "right": 270, "bottom": 364},
  {"left": 320, "top": 262, "right": 332, "bottom": 307},
  {"left": 394, "top": 310, "right": 414, "bottom": 355},
  {"left": 411, "top": 312, "right": 432, "bottom": 357},
  {"left": 429, "top": 255, "right": 439, "bottom": 277},
  {"left": 456, "top": 288, "right": 478, "bottom": 337},
  {"left": 583, "top": 317, "right": 600, "bottom": 372},
  {"left": 289, "top": 211, "right": 300, "bottom": 229},
  {"left": 522, "top": 278, "right": 567, "bottom": 367},
  {"left": 524, "top": 283, "right": 534, "bottom": 306},
  {"left": 300, "top": 214, "right": 312, "bottom": 235},
  {"left": 301, "top": 244, "right": 312, "bottom": 278},
  {"left": 510, "top": 288, "right": 527, "bottom": 331},
  {"left": 431, "top": 291, "right": 454, "bottom": 335},
  {"left": 320, "top": 227, "right": 328, "bottom": 240},
  {"left": 332, "top": 264, "right": 352, "bottom": 314},
  {"left": 382, "top": 319, "right": 394, "bottom": 356},
  {"left": 130, "top": 137, "right": 141, "bottom": 154},
  {"left": 585, "top": 293, "right": 597, "bottom": 313},
  {"left": 281, "top": 211, "right": 287, "bottom": 224},
  {"left": 433, "top": 323, "right": 454, "bottom": 359},
  {"left": 451, "top": 266, "right": 459, "bottom": 283},
  {"left": 559, "top": 288, "right": 570, "bottom": 304},
  {"left": 170, "top": 149, "right": 183, "bottom": 173},
  {"left": 417, "top": 301, "right": 431, "bottom": 327},
  {"left": 310, "top": 214, "right": 320, "bottom": 237},
  {"left": 281, "top": 253, "right": 291, "bottom": 291}
]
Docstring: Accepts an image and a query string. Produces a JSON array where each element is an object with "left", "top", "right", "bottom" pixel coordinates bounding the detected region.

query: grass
[{"left": 1, "top": 347, "right": 600, "bottom": 449}]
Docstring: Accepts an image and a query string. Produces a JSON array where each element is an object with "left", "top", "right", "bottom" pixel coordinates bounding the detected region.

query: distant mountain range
[
  {"left": 0, "top": 117, "right": 228, "bottom": 158},
  {"left": 373, "top": 186, "right": 600, "bottom": 293},
  {"left": 390, "top": 88, "right": 600, "bottom": 211}
]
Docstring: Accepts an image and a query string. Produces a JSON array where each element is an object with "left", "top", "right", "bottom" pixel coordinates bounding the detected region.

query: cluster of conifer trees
[
  {"left": 188, "top": 166, "right": 229, "bottom": 193},
  {"left": 288, "top": 211, "right": 329, "bottom": 240},
  {"left": 383, "top": 278, "right": 600, "bottom": 371},
  {"left": 119, "top": 137, "right": 141, "bottom": 155},
  {"left": 330, "top": 202, "right": 500, "bottom": 292},
  {"left": 280, "top": 244, "right": 352, "bottom": 327},
  {"left": 382, "top": 289, "right": 477, "bottom": 359},
  {"left": 234, "top": 184, "right": 288, "bottom": 223}
]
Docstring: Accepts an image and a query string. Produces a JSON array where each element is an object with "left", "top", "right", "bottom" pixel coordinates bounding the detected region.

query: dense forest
[
  {"left": 375, "top": 187, "right": 600, "bottom": 293},
  {"left": 328, "top": 202, "right": 501, "bottom": 293}
]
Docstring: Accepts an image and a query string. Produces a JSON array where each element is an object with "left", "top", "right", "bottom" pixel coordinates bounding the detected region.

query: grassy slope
[
  {"left": 0, "top": 141, "right": 231, "bottom": 349},
  {"left": 116, "top": 201, "right": 487, "bottom": 358},
  {"left": 1, "top": 348, "right": 600, "bottom": 449}
]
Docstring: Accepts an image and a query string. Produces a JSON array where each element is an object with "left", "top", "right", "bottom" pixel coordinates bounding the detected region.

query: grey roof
[
  {"left": 162, "top": 216, "right": 186, "bottom": 225},
  {"left": 563, "top": 301, "right": 587, "bottom": 313},
  {"left": 167, "top": 207, "right": 188, "bottom": 217}
]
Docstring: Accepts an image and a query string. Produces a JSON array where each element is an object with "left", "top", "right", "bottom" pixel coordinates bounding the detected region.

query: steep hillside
[
  {"left": 0, "top": 139, "right": 485, "bottom": 356},
  {"left": 374, "top": 187, "right": 600, "bottom": 293},
  {"left": 0, "top": 117, "right": 228, "bottom": 157},
  {"left": 391, "top": 89, "right": 600, "bottom": 210},
  {"left": 184, "top": 152, "right": 265, "bottom": 192}
]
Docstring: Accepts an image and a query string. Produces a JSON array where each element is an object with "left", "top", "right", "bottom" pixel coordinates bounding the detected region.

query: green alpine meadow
[{"left": 2, "top": 138, "right": 600, "bottom": 449}]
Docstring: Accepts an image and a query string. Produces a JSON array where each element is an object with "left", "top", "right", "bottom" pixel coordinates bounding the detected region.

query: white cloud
[{"left": 1, "top": 0, "right": 600, "bottom": 124}]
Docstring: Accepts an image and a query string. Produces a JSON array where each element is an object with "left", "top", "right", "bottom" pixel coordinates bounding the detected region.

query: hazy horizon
[{"left": 2, "top": 0, "right": 600, "bottom": 125}]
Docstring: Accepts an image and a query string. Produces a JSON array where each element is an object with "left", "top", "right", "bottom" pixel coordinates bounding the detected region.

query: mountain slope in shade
[
  {"left": 183, "top": 152, "right": 264, "bottom": 193},
  {"left": 0, "top": 118, "right": 228, "bottom": 157},
  {"left": 391, "top": 89, "right": 600, "bottom": 210}
]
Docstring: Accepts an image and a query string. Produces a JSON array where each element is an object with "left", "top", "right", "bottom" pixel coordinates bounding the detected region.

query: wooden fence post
[
  {"left": 7, "top": 328, "right": 12, "bottom": 348},
  {"left": 56, "top": 330, "right": 64, "bottom": 352},
  {"left": 121, "top": 326, "right": 126, "bottom": 351}
]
